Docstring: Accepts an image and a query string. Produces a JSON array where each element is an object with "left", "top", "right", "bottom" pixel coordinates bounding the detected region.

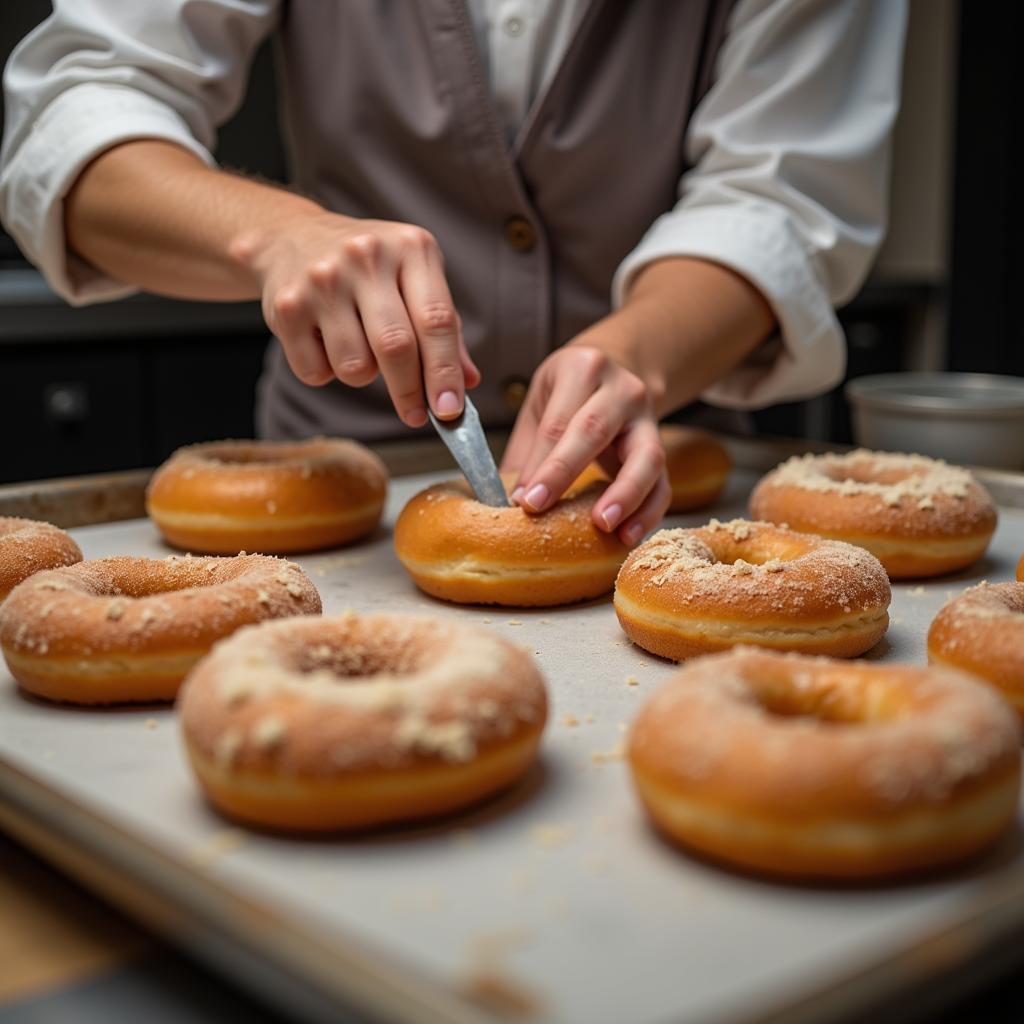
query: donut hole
[
  {"left": 705, "top": 537, "right": 807, "bottom": 567},
  {"left": 820, "top": 463, "right": 918, "bottom": 487},
  {"left": 195, "top": 442, "right": 318, "bottom": 467},
  {"left": 754, "top": 686, "right": 870, "bottom": 725},
  {"left": 99, "top": 559, "right": 246, "bottom": 598},
  {"left": 746, "top": 670, "right": 909, "bottom": 726},
  {"left": 288, "top": 625, "right": 441, "bottom": 681},
  {"left": 77, "top": 561, "right": 253, "bottom": 598}
]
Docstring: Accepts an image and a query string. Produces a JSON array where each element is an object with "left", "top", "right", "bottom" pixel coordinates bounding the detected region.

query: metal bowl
[{"left": 845, "top": 372, "right": 1024, "bottom": 469}]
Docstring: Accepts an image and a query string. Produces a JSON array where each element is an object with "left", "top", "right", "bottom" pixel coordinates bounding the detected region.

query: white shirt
[{"left": 0, "top": 0, "right": 907, "bottom": 410}]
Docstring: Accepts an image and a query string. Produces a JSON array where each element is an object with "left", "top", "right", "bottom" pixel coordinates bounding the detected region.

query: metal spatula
[{"left": 427, "top": 395, "right": 510, "bottom": 507}]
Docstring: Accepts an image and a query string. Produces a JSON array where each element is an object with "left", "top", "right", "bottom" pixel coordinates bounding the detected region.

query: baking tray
[{"left": 3, "top": 445, "right": 1024, "bottom": 1024}]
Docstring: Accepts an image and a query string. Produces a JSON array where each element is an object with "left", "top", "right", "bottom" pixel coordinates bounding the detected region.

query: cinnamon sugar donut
[
  {"left": 178, "top": 613, "right": 548, "bottom": 831},
  {"left": 928, "top": 583, "right": 1024, "bottom": 717},
  {"left": 394, "top": 478, "right": 629, "bottom": 606},
  {"left": 614, "top": 519, "right": 890, "bottom": 660},
  {"left": 0, "top": 517, "right": 82, "bottom": 603},
  {"left": 146, "top": 438, "right": 388, "bottom": 555},
  {"left": 660, "top": 426, "right": 731, "bottom": 512},
  {"left": 0, "top": 555, "right": 320, "bottom": 704},
  {"left": 628, "top": 648, "right": 1021, "bottom": 879},
  {"left": 749, "top": 450, "right": 997, "bottom": 579}
]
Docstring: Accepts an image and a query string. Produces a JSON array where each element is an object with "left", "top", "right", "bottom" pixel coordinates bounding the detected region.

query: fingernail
[
  {"left": 435, "top": 390, "right": 461, "bottom": 418},
  {"left": 406, "top": 407, "right": 427, "bottom": 427},
  {"left": 600, "top": 504, "right": 623, "bottom": 531},
  {"left": 624, "top": 523, "right": 645, "bottom": 547},
  {"left": 524, "top": 484, "right": 549, "bottom": 511},
  {"left": 511, "top": 486, "right": 525, "bottom": 503}
]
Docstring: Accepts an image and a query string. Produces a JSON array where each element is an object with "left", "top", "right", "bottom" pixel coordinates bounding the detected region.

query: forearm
[
  {"left": 573, "top": 257, "right": 776, "bottom": 418},
  {"left": 64, "top": 139, "right": 323, "bottom": 302}
]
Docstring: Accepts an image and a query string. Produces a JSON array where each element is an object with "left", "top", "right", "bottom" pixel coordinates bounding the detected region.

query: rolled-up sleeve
[
  {"left": 612, "top": 0, "right": 908, "bottom": 409},
  {"left": 0, "top": 0, "right": 278, "bottom": 305}
]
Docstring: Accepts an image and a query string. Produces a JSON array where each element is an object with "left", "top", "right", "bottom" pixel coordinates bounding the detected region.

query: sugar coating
[
  {"left": 620, "top": 520, "right": 889, "bottom": 616},
  {"left": 929, "top": 583, "right": 1024, "bottom": 682},
  {"left": 766, "top": 450, "right": 973, "bottom": 505},
  {"left": 934, "top": 581, "right": 1024, "bottom": 624},
  {"left": 0, "top": 555, "right": 320, "bottom": 656},
  {"left": 164, "top": 436, "right": 386, "bottom": 490},
  {"left": 181, "top": 612, "right": 547, "bottom": 773},
  {"left": 0, "top": 517, "right": 82, "bottom": 599},
  {"left": 631, "top": 648, "right": 1020, "bottom": 806}
]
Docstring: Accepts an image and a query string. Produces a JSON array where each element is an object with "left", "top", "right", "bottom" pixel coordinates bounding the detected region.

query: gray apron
[{"left": 257, "top": 0, "right": 739, "bottom": 441}]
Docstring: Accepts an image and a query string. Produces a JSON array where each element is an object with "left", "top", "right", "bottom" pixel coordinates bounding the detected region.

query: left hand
[{"left": 500, "top": 346, "right": 671, "bottom": 546}]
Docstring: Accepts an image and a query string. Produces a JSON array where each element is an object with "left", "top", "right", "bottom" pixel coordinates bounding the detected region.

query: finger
[
  {"left": 460, "top": 337, "right": 482, "bottom": 389},
  {"left": 318, "top": 301, "right": 379, "bottom": 388},
  {"left": 268, "top": 286, "right": 333, "bottom": 386},
  {"left": 511, "top": 373, "right": 602, "bottom": 499},
  {"left": 400, "top": 250, "right": 464, "bottom": 419},
  {"left": 500, "top": 401, "right": 542, "bottom": 497},
  {"left": 618, "top": 473, "right": 672, "bottom": 547},
  {"left": 517, "top": 390, "right": 625, "bottom": 513},
  {"left": 591, "top": 419, "right": 667, "bottom": 534},
  {"left": 356, "top": 283, "right": 427, "bottom": 428}
]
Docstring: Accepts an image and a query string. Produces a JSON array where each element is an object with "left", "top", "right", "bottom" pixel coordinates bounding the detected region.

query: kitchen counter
[{"left": 4, "top": 435, "right": 1024, "bottom": 1024}]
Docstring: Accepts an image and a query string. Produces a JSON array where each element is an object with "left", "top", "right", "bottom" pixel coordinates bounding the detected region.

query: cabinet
[{"left": 0, "top": 331, "right": 267, "bottom": 485}]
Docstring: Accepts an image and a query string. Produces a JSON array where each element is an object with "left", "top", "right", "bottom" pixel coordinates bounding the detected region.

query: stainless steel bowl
[{"left": 845, "top": 372, "right": 1024, "bottom": 469}]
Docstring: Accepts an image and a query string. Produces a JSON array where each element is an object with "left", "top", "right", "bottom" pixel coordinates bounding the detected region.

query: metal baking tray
[{"left": 3, "top": 442, "right": 1024, "bottom": 1024}]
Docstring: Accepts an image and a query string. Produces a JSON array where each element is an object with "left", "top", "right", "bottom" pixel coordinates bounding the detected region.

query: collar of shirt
[{"left": 466, "top": 0, "right": 583, "bottom": 143}]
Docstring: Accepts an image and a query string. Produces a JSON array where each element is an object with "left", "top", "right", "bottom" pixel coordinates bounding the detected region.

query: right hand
[{"left": 234, "top": 213, "right": 480, "bottom": 428}]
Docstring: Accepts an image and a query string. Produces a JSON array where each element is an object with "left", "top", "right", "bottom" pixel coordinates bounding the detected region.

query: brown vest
[{"left": 257, "top": 0, "right": 736, "bottom": 441}]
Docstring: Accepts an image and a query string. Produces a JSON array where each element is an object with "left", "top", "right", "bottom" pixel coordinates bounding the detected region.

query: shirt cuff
[
  {"left": 611, "top": 204, "right": 846, "bottom": 410},
  {"left": 0, "top": 82, "right": 215, "bottom": 306}
]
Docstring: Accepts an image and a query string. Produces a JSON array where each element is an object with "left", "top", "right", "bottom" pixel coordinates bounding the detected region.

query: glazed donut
[
  {"left": 0, "top": 555, "right": 320, "bottom": 704},
  {"left": 394, "top": 478, "right": 629, "bottom": 606},
  {"left": 928, "top": 582, "right": 1024, "bottom": 717},
  {"left": 660, "top": 425, "right": 731, "bottom": 512},
  {"left": 146, "top": 438, "right": 388, "bottom": 555},
  {"left": 628, "top": 648, "right": 1021, "bottom": 879},
  {"left": 749, "top": 449, "right": 997, "bottom": 579},
  {"left": 178, "top": 612, "right": 548, "bottom": 831},
  {"left": 0, "top": 517, "right": 82, "bottom": 603},
  {"left": 614, "top": 519, "right": 890, "bottom": 660},
  {"left": 1017, "top": 554, "right": 1023, "bottom": 582}
]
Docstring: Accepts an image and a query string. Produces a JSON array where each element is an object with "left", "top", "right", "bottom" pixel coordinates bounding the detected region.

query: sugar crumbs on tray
[
  {"left": 187, "top": 828, "right": 247, "bottom": 868},
  {"left": 590, "top": 740, "right": 626, "bottom": 764},
  {"left": 529, "top": 823, "right": 574, "bottom": 849}
]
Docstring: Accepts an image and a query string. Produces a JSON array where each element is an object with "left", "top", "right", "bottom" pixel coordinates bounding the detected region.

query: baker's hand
[
  {"left": 500, "top": 347, "right": 670, "bottom": 546},
  {"left": 240, "top": 213, "right": 480, "bottom": 428}
]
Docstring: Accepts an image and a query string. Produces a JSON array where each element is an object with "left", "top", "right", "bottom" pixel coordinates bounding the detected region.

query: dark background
[
  {"left": 0, "top": 0, "right": 1017, "bottom": 485},
  {"left": 3, "top": 6, "right": 1024, "bottom": 1024}
]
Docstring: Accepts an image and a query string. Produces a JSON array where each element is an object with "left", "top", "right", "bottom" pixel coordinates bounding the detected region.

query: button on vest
[{"left": 504, "top": 217, "right": 537, "bottom": 253}]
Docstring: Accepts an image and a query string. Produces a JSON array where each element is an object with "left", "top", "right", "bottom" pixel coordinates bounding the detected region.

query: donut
[
  {"left": 0, "top": 555, "right": 321, "bottom": 704},
  {"left": 178, "top": 612, "right": 548, "bottom": 831},
  {"left": 394, "top": 478, "right": 629, "bottom": 606},
  {"left": 614, "top": 519, "right": 890, "bottom": 660},
  {"left": 928, "top": 582, "right": 1024, "bottom": 717},
  {"left": 1018, "top": 554, "right": 1023, "bottom": 582},
  {"left": 146, "top": 438, "right": 388, "bottom": 555},
  {"left": 660, "top": 425, "right": 731, "bottom": 512},
  {"left": 0, "top": 517, "right": 82, "bottom": 603},
  {"left": 749, "top": 449, "right": 997, "bottom": 579},
  {"left": 628, "top": 648, "right": 1021, "bottom": 879}
]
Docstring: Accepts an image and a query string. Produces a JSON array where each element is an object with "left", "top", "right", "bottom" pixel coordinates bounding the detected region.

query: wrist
[
  {"left": 568, "top": 321, "right": 668, "bottom": 416},
  {"left": 227, "top": 193, "right": 329, "bottom": 284}
]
